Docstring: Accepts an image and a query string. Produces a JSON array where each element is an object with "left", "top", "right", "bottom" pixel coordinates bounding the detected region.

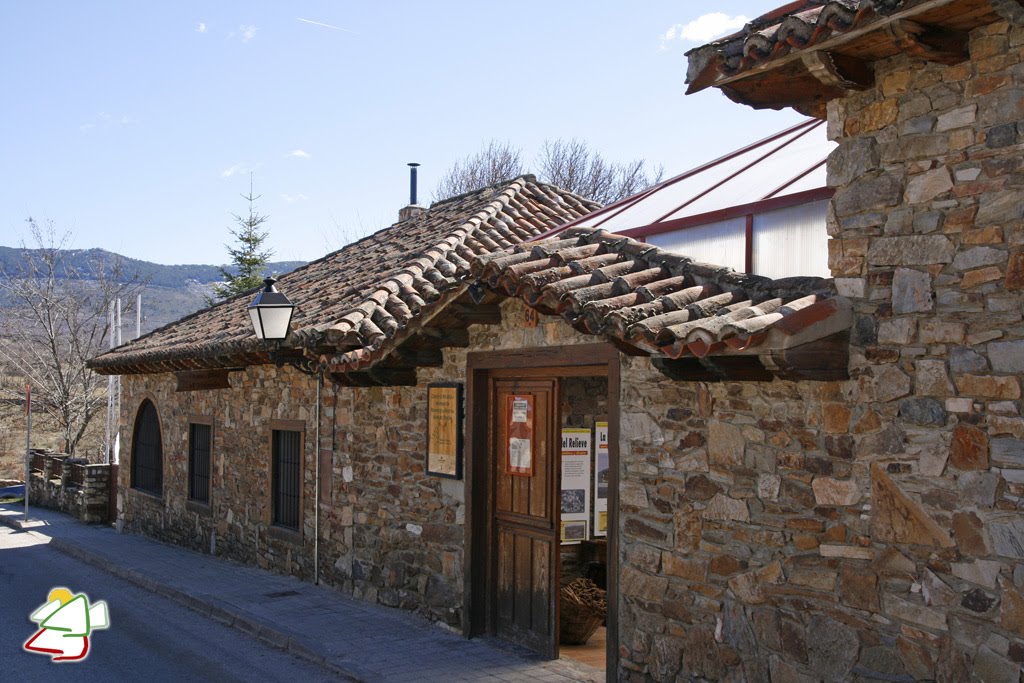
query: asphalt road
[{"left": 0, "top": 525, "right": 342, "bottom": 682}]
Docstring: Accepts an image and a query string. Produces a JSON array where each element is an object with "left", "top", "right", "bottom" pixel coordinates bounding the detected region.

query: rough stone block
[
  {"left": 707, "top": 420, "right": 744, "bottom": 467},
  {"left": 811, "top": 477, "right": 861, "bottom": 506},
  {"left": 899, "top": 397, "right": 947, "bottom": 425},
  {"left": 883, "top": 594, "right": 948, "bottom": 631},
  {"left": 871, "top": 464, "right": 955, "bottom": 547},
  {"left": 834, "top": 174, "right": 903, "bottom": 217},
  {"left": 951, "top": 423, "right": 990, "bottom": 470},
  {"left": 990, "top": 341, "right": 1024, "bottom": 373},
  {"left": 702, "top": 494, "right": 749, "bottom": 522},
  {"left": 952, "top": 560, "right": 1002, "bottom": 589},
  {"left": 955, "top": 374, "right": 1021, "bottom": 399},
  {"left": 905, "top": 167, "right": 953, "bottom": 203},
  {"left": 878, "top": 317, "right": 916, "bottom": 345},
  {"left": 867, "top": 236, "right": 954, "bottom": 266},
  {"left": 990, "top": 517, "right": 1024, "bottom": 559},
  {"left": 936, "top": 104, "right": 977, "bottom": 131},
  {"left": 892, "top": 268, "right": 934, "bottom": 313}
]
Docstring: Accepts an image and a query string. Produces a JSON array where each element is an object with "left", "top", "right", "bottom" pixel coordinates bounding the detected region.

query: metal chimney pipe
[{"left": 408, "top": 162, "right": 420, "bottom": 205}]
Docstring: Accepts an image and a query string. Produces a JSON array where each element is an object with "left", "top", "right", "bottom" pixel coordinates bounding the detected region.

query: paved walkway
[{"left": 0, "top": 505, "right": 602, "bottom": 682}]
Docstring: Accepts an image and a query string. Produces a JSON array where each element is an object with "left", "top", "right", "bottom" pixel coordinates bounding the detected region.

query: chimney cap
[{"left": 407, "top": 162, "right": 420, "bottom": 167}]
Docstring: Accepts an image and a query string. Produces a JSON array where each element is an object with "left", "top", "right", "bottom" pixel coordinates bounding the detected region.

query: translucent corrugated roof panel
[{"left": 573, "top": 119, "right": 834, "bottom": 234}]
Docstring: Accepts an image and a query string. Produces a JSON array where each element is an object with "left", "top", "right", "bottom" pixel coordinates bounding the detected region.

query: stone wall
[
  {"left": 30, "top": 453, "right": 111, "bottom": 523},
  {"left": 118, "top": 297, "right": 602, "bottom": 629},
  {"left": 615, "top": 20, "right": 1024, "bottom": 682}
]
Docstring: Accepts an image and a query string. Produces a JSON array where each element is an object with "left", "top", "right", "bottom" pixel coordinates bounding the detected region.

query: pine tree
[{"left": 211, "top": 175, "right": 273, "bottom": 301}]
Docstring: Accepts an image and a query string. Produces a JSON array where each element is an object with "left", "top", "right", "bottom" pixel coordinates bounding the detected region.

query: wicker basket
[{"left": 559, "top": 578, "right": 606, "bottom": 645}]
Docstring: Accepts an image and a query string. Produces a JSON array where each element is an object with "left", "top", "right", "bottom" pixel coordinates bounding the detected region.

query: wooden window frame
[
  {"left": 269, "top": 419, "right": 305, "bottom": 541},
  {"left": 186, "top": 416, "right": 213, "bottom": 513},
  {"left": 130, "top": 398, "right": 164, "bottom": 498}
]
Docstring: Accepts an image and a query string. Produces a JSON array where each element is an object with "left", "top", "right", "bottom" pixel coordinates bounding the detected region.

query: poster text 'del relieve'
[
  {"left": 506, "top": 394, "right": 534, "bottom": 477},
  {"left": 426, "top": 382, "right": 463, "bottom": 479}
]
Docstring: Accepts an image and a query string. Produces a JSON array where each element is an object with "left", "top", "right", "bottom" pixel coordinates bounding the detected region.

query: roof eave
[{"left": 685, "top": 0, "right": 1008, "bottom": 114}]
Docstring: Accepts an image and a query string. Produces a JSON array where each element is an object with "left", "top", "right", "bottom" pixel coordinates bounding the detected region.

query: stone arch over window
[{"left": 131, "top": 398, "right": 163, "bottom": 495}]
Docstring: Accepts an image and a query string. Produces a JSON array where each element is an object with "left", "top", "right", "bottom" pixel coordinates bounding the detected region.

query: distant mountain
[{"left": 0, "top": 246, "right": 305, "bottom": 335}]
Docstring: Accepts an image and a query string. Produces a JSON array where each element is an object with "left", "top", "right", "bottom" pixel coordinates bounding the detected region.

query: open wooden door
[{"left": 491, "top": 377, "right": 559, "bottom": 658}]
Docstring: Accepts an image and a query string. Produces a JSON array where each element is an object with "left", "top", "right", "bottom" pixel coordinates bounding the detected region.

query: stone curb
[{"left": 0, "top": 513, "right": 361, "bottom": 681}]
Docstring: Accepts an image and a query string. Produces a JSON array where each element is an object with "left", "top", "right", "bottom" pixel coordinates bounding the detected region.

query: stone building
[{"left": 89, "top": 0, "right": 1024, "bottom": 680}]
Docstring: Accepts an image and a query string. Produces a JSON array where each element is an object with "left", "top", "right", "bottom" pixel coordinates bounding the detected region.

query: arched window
[{"left": 131, "top": 399, "right": 163, "bottom": 495}]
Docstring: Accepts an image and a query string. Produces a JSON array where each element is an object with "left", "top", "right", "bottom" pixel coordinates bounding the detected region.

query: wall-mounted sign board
[
  {"left": 560, "top": 428, "right": 591, "bottom": 544},
  {"left": 593, "top": 421, "right": 609, "bottom": 537},
  {"left": 175, "top": 369, "right": 232, "bottom": 392},
  {"left": 426, "top": 383, "right": 463, "bottom": 479}
]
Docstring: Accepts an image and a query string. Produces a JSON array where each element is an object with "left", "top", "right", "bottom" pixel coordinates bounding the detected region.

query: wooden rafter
[
  {"left": 885, "top": 20, "right": 968, "bottom": 64},
  {"left": 801, "top": 51, "right": 874, "bottom": 91}
]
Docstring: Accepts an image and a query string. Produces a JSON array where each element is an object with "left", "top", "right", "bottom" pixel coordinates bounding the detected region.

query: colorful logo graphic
[{"left": 23, "top": 587, "right": 109, "bottom": 662}]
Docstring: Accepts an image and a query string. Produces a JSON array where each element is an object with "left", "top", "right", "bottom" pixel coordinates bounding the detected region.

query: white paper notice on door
[
  {"left": 511, "top": 398, "right": 529, "bottom": 423},
  {"left": 509, "top": 437, "right": 532, "bottom": 471}
]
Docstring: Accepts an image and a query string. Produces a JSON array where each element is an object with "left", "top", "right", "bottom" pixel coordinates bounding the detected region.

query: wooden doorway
[
  {"left": 465, "top": 343, "right": 620, "bottom": 680},
  {"left": 492, "top": 377, "right": 559, "bottom": 657}
]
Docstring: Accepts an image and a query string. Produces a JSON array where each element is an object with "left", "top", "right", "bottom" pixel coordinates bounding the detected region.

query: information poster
[
  {"left": 507, "top": 395, "right": 534, "bottom": 476},
  {"left": 593, "top": 421, "right": 609, "bottom": 537},
  {"left": 426, "top": 383, "right": 462, "bottom": 479},
  {"left": 560, "top": 428, "right": 591, "bottom": 544}
]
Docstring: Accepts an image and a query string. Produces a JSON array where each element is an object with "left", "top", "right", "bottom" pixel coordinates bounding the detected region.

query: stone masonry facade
[
  {"left": 118, "top": 21, "right": 1024, "bottom": 679},
  {"left": 118, "top": 298, "right": 607, "bottom": 629},
  {"left": 610, "top": 19, "right": 1024, "bottom": 683}
]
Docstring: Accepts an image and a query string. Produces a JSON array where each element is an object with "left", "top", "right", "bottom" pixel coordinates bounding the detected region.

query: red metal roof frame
[
  {"left": 618, "top": 186, "right": 833, "bottom": 241},
  {"left": 530, "top": 118, "right": 825, "bottom": 243}
]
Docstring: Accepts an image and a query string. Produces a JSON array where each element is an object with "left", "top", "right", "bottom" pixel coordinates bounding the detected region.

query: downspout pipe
[{"left": 315, "top": 371, "right": 322, "bottom": 585}]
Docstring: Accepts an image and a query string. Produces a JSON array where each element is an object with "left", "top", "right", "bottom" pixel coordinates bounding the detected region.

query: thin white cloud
[
  {"left": 296, "top": 17, "right": 352, "bottom": 33},
  {"left": 289, "top": 149, "right": 311, "bottom": 159},
  {"left": 661, "top": 13, "right": 749, "bottom": 44},
  {"left": 196, "top": 22, "right": 208, "bottom": 33},
  {"left": 221, "top": 164, "right": 244, "bottom": 178},
  {"left": 280, "top": 193, "right": 309, "bottom": 204},
  {"left": 238, "top": 24, "right": 258, "bottom": 42},
  {"left": 79, "top": 112, "right": 133, "bottom": 133}
]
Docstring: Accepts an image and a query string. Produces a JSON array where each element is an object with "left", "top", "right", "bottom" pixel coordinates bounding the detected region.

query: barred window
[
  {"left": 272, "top": 430, "right": 301, "bottom": 529},
  {"left": 188, "top": 422, "right": 211, "bottom": 504},
  {"left": 131, "top": 400, "right": 162, "bottom": 495}
]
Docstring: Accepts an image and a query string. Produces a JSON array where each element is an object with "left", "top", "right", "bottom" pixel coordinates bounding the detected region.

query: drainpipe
[{"left": 314, "top": 371, "right": 322, "bottom": 585}]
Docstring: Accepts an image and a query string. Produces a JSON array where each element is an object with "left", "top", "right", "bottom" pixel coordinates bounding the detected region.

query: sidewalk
[{"left": 0, "top": 505, "right": 602, "bottom": 682}]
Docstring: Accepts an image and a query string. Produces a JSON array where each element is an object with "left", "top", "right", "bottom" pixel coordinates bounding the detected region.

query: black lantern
[{"left": 247, "top": 277, "right": 295, "bottom": 341}]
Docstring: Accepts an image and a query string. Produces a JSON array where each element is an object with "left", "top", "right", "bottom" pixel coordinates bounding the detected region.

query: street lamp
[{"left": 247, "top": 277, "right": 295, "bottom": 341}]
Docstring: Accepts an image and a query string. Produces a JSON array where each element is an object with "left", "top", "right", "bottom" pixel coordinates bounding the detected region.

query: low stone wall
[{"left": 29, "top": 451, "right": 112, "bottom": 523}]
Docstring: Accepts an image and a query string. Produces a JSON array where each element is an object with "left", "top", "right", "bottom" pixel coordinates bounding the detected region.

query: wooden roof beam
[
  {"left": 801, "top": 51, "right": 874, "bottom": 92},
  {"left": 886, "top": 20, "right": 969, "bottom": 65}
]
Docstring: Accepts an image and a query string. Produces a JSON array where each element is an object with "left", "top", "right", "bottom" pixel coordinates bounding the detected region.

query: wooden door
[{"left": 491, "top": 377, "right": 559, "bottom": 658}]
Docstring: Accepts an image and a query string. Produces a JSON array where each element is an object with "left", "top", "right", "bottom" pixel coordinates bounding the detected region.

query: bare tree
[
  {"left": 434, "top": 138, "right": 663, "bottom": 206},
  {"left": 0, "top": 219, "right": 141, "bottom": 456},
  {"left": 538, "top": 139, "right": 664, "bottom": 205},
  {"left": 433, "top": 140, "right": 524, "bottom": 200}
]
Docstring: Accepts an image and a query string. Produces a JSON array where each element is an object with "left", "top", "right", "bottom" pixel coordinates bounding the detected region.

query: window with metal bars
[
  {"left": 272, "top": 429, "right": 301, "bottom": 530},
  {"left": 188, "top": 423, "right": 211, "bottom": 504},
  {"left": 131, "top": 400, "right": 162, "bottom": 495}
]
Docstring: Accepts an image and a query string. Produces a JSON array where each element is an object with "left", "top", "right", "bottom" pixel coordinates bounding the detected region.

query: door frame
[{"left": 464, "top": 343, "right": 620, "bottom": 680}]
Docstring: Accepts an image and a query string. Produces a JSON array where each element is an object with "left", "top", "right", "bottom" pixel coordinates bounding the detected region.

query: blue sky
[{"left": 0, "top": 2, "right": 803, "bottom": 266}]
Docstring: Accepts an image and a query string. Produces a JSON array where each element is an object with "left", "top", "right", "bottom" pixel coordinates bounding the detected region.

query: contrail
[{"left": 296, "top": 17, "right": 352, "bottom": 32}]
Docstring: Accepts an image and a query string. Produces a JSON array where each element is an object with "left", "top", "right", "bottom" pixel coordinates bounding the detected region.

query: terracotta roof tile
[
  {"left": 89, "top": 176, "right": 599, "bottom": 374},
  {"left": 473, "top": 227, "right": 852, "bottom": 362}
]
